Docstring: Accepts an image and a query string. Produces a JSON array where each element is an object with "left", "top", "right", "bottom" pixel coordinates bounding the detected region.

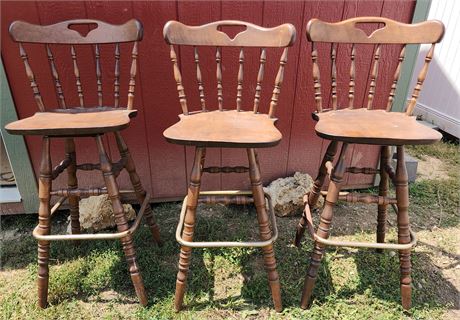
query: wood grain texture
[
  {"left": 194, "top": 47, "right": 206, "bottom": 111},
  {"left": 347, "top": 0, "right": 414, "bottom": 187},
  {"left": 313, "top": 108, "right": 442, "bottom": 145},
  {"left": 286, "top": 1, "right": 345, "bottom": 178},
  {"left": 1, "top": 1, "right": 420, "bottom": 206},
  {"left": 45, "top": 44, "right": 66, "bottom": 108},
  {"left": 85, "top": 1, "right": 152, "bottom": 192},
  {"left": 133, "top": 0, "right": 188, "bottom": 198},
  {"left": 332, "top": 0, "right": 385, "bottom": 187},
  {"left": 37, "top": 137, "right": 52, "bottom": 308},
  {"left": 164, "top": 20, "right": 295, "bottom": 47},
  {"left": 163, "top": 110, "right": 281, "bottom": 148},
  {"left": 174, "top": 147, "right": 205, "bottom": 311},
  {"left": 253, "top": 48, "right": 266, "bottom": 113},
  {"left": 96, "top": 135, "right": 148, "bottom": 306},
  {"left": 9, "top": 19, "right": 142, "bottom": 44},
  {"left": 219, "top": 1, "right": 264, "bottom": 191},
  {"left": 307, "top": 16, "right": 444, "bottom": 43},
  {"left": 178, "top": 0, "right": 222, "bottom": 192},
  {"left": 300, "top": 143, "right": 349, "bottom": 308},
  {"left": 5, "top": 108, "right": 137, "bottom": 136},
  {"left": 247, "top": 148, "right": 282, "bottom": 311},
  {"left": 394, "top": 146, "right": 412, "bottom": 309}
]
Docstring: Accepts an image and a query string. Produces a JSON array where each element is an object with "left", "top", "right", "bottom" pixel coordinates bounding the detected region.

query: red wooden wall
[{"left": 1, "top": 1, "right": 415, "bottom": 201}]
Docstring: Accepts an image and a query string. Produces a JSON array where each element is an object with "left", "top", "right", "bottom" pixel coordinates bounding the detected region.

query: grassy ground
[{"left": 1, "top": 141, "right": 458, "bottom": 319}]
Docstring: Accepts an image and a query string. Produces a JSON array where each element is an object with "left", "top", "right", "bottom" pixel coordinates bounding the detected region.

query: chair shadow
[
  {"left": 173, "top": 204, "right": 336, "bottom": 312},
  {"left": 0, "top": 206, "right": 202, "bottom": 306},
  {"left": 287, "top": 197, "right": 460, "bottom": 309},
  {"left": 1, "top": 200, "right": 458, "bottom": 313}
]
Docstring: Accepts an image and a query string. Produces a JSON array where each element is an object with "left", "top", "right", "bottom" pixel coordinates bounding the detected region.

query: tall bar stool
[
  {"left": 162, "top": 20, "right": 296, "bottom": 312},
  {"left": 294, "top": 17, "right": 444, "bottom": 309},
  {"left": 6, "top": 19, "right": 162, "bottom": 308}
]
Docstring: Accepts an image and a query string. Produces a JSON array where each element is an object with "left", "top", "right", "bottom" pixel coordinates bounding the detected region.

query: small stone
[
  {"left": 389, "top": 251, "right": 396, "bottom": 257},
  {"left": 264, "top": 172, "right": 321, "bottom": 217},
  {"left": 67, "top": 194, "right": 136, "bottom": 232}
]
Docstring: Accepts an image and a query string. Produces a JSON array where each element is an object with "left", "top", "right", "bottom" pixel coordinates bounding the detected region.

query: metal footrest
[
  {"left": 176, "top": 190, "right": 278, "bottom": 248},
  {"left": 33, "top": 191, "right": 149, "bottom": 241},
  {"left": 302, "top": 199, "right": 417, "bottom": 250}
]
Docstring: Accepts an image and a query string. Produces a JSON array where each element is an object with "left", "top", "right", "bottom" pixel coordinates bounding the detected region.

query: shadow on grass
[{"left": 1, "top": 199, "right": 458, "bottom": 315}]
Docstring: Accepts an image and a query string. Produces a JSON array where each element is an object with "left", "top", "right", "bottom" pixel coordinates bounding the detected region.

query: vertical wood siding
[
  {"left": 411, "top": 0, "right": 460, "bottom": 137},
  {"left": 0, "top": 1, "right": 415, "bottom": 201}
]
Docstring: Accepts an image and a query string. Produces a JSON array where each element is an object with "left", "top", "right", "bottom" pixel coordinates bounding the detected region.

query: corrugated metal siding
[
  {"left": 411, "top": 0, "right": 460, "bottom": 137},
  {"left": 0, "top": 1, "right": 415, "bottom": 201}
]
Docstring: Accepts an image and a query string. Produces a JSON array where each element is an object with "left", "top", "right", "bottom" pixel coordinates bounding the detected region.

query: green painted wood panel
[
  {"left": 393, "top": 0, "right": 432, "bottom": 112},
  {"left": 0, "top": 58, "right": 38, "bottom": 213}
]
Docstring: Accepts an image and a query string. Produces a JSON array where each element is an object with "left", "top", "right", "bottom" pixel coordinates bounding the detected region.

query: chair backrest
[
  {"left": 9, "top": 19, "right": 143, "bottom": 111},
  {"left": 163, "top": 20, "right": 296, "bottom": 118},
  {"left": 306, "top": 17, "right": 444, "bottom": 115}
]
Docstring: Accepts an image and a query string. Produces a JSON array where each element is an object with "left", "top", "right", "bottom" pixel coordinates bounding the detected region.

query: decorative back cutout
[
  {"left": 164, "top": 20, "right": 296, "bottom": 118},
  {"left": 217, "top": 24, "right": 247, "bottom": 41},
  {"left": 9, "top": 19, "right": 143, "bottom": 44},
  {"left": 67, "top": 22, "right": 98, "bottom": 38},
  {"left": 9, "top": 19, "right": 143, "bottom": 111},
  {"left": 307, "top": 17, "right": 444, "bottom": 44},
  {"left": 164, "top": 20, "right": 296, "bottom": 47},
  {"left": 306, "top": 17, "right": 444, "bottom": 114},
  {"left": 354, "top": 22, "right": 386, "bottom": 37}
]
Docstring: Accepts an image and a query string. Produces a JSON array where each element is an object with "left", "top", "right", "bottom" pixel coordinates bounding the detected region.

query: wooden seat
[
  {"left": 163, "top": 110, "right": 282, "bottom": 147},
  {"left": 313, "top": 108, "right": 442, "bottom": 145},
  {"left": 5, "top": 108, "right": 137, "bottom": 136},
  {"left": 7, "top": 19, "right": 162, "bottom": 308},
  {"left": 294, "top": 17, "right": 445, "bottom": 311},
  {"left": 163, "top": 20, "right": 296, "bottom": 313}
]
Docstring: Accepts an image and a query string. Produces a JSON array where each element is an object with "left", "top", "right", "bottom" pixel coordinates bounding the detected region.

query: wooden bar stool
[
  {"left": 294, "top": 17, "right": 444, "bottom": 310},
  {"left": 6, "top": 19, "right": 162, "bottom": 308},
  {"left": 162, "top": 20, "right": 296, "bottom": 312}
]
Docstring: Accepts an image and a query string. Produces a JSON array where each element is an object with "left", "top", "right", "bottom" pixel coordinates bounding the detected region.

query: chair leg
[
  {"left": 95, "top": 135, "right": 148, "bottom": 306},
  {"left": 37, "top": 137, "right": 52, "bottom": 308},
  {"left": 174, "top": 147, "right": 205, "bottom": 312},
  {"left": 295, "top": 141, "right": 338, "bottom": 247},
  {"left": 376, "top": 146, "right": 391, "bottom": 253},
  {"left": 65, "top": 138, "right": 81, "bottom": 240},
  {"left": 300, "top": 143, "right": 349, "bottom": 309},
  {"left": 247, "top": 148, "right": 283, "bottom": 312},
  {"left": 395, "top": 146, "right": 412, "bottom": 310},
  {"left": 114, "top": 132, "right": 162, "bottom": 245}
]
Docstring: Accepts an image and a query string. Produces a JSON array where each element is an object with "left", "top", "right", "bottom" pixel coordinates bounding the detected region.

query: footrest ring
[
  {"left": 176, "top": 190, "right": 278, "bottom": 248},
  {"left": 33, "top": 192, "right": 149, "bottom": 241},
  {"left": 302, "top": 201, "right": 417, "bottom": 250}
]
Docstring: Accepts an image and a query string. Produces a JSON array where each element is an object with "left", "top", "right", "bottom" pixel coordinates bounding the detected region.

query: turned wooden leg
[
  {"left": 65, "top": 138, "right": 80, "bottom": 241},
  {"left": 37, "top": 137, "right": 52, "bottom": 308},
  {"left": 96, "top": 135, "right": 148, "bottom": 306},
  {"left": 295, "top": 141, "right": 338, "bottom": 247},
  {"left": 114, "top": 132, "right": 162, "bottom": 245},
  {"left": 247, "top": 148, "right": 282, "bottom": 312},
  {"left": 174, "top": 147, "right": 205, "bottom": 312},
  {"left": 376, "top": 146, "right": 391, "bottom": 253},
  {"left": 395, "top": 146, "right": 412, "bottom": 309},
  {"left": 300, "top": 143, "right": 349, "bottom": 309}
]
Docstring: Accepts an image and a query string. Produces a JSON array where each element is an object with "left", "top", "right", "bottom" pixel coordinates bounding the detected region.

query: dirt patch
[
  {"left": 0, "top": 229, "right": 22, "bottom": 241},
  {"left": 417, "top": 155, "right": 450, "bottom": 181}
]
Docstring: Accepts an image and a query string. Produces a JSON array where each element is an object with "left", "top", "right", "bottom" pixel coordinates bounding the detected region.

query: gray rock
[
  {"left": 67, "top": 194, "right": 136, "bottom": 233},
  {"left": 264, "top": 172, "right": 322, "bottom": 217}
]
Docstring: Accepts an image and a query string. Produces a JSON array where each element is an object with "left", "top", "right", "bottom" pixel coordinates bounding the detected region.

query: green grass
[
  {"left": 407, "top": 142, "right": 460, "bottom": 228},
  {"left": 1, "top": 141, "right": 458, "bottom": 319}
]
